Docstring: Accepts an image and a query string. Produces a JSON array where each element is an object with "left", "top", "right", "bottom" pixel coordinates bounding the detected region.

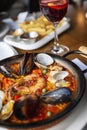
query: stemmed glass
[{"left": 39, "top": 0, "right": 69, "bottom": 56}]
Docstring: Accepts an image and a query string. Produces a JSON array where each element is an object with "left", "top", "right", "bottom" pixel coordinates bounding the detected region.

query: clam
[
  {"left": 40, "top": 87, "right": 73, "bottom": 104},
  {"left": 53, "top": 71, "right": 69, "bottom": 81},
  {"left": 0, "top": 53, "right": 53, "bottom": 78},
  {"left": 48, "top": 70, "right": 69, "bottom": 84},
  {"left": 0, "top": 98, "right": 2, "bottom": 111},
  {"left": 13, "top": 88, "right": 73, "bottom": 120},
  {"left": 34, "top": 53, "right": 54, "bottom": 69},
  {"left": 0, "top": 100, "right": 14, "bottom": 120},
  {"left": 0, "top": 90, "right": 5, "bottom": 110},
  {"left": 0, "top": 90, "right": 6, "bottom": 102},
  {"left": 13, "top": 94, "right": 39, "bottom": 120},
  {"left": 55, "top": 79, "right": 71, "bottom": 88},
  {"left": 0, "top": 90, "right": 6, "bottom": 111}
]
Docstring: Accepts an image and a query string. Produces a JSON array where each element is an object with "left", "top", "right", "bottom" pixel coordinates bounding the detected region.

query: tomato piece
[
  {"left": 3, "top": 78, "right": 11, "bottom": 89},
  {"left": 32, "top": 69, "right": 42, "bottom": 75},
  {"left": 13, "top": 95, "right": 20, "bottom": 101}
]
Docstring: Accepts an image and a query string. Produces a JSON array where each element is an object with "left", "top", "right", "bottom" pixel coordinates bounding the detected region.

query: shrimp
[
  {"left": 24, "top": 73, "right": 46, "bottom": 94},
  {"left": 9, "top": 73, "right": 46, "bottom": 97}
]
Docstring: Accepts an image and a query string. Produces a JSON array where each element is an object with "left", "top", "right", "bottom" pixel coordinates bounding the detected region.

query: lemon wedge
[{"left": 48, "top": 3, "right": 54, "bottom": 6}]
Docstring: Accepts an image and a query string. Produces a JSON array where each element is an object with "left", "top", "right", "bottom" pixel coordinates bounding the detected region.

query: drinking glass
[{"left": 39, "top": 0, "right": 69, "bottom": 55}]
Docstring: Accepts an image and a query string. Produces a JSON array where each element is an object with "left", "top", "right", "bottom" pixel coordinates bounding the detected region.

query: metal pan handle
[
  {"left": 63, "top": 50, "right": 87, "bottom": 74},
  {"left": 63, "top": 50, "right": 87, "bottom": 58},
  {"left": 83, "top": 69, "right": 87, "bottom": 73}
]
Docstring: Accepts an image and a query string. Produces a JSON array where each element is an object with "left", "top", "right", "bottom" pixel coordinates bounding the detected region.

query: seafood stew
[{"left": 0, "top": 53, "right": 85, "bottom": 128}]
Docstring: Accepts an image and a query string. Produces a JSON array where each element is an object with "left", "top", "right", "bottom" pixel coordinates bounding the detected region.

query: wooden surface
[
  {"left": 16, "top": 4, "right": 87, "bottom": 65},
  {"left": 0, "top": 3, "right": 87, "bottom": 130}
]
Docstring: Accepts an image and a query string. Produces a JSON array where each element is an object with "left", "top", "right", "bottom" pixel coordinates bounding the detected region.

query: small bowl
[
  {"left": 13, "top": 28, "right": 24, "bottom": 41},
  {"left": 20, "top": 31, "right": 39, "bottom": 44}
]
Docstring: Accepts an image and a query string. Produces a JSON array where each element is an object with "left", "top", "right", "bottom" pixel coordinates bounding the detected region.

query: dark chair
[
  {"left": 81, "top": 0, "right": 87, "bottom": 5},
  {"left": 28, "top": 0, "right": 40, "bottom": 13},
  {"left": 69, "top": 0, "right": 77, "bottom": 5},
  {"left": 0, "top": 0, "right": 16, "bottom": 12}
]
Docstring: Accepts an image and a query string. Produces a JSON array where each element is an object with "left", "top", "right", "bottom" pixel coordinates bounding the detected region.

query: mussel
[
  {"left": 13, "top": 87, "right": 73, "bottom": 120},
  {"left": 40, "top": 87, "right": 73, "bottom": 104},
  {"left": 0, "top": 53, "right": 54, "bottom": 78},
  {"left": 0, "top": 65, "right": 18, "bottom": 78},
  {"left": 19, "top": 52, "right": 34, "bottom": 75},
  {"left": 0, "top": 53, "right": 34, "bottom": 78},
  {"left": 13, "top": 94, "right": 39, "bottom": 120}
]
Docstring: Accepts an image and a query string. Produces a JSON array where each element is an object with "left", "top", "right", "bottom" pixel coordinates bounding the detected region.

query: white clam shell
[
  {"left": 0, "top": 90, "right": 5, "bottom": 102},
  {"left": 53, "top": 71, "right": 69, "bottom": 81},
  {"left": 55, "top": 79, "right": 70, "bottom": 88},
  {"left": 0, "top": 97, "right": 2, "bottom": 111},
  {"left": 34, "top": 61, "right": 48, "bottom": 69},
  {"left": 36, "top": 53, "right": 54, "bottom": 66},
  {"left": 48, "top": 70, "right": 69, "bottom": 83},
  {"left": 0, "top": 90, "right": 5, "bottom": 111},
  {"left": 0, "top": 100, "right": 14, "bottom": 120}
]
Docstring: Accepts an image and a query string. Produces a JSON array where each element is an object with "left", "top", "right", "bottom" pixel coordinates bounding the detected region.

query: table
[
  {"left": 0, "top": 3, "right": 87, "bottom": 130},
  {"left": 15, "top": 3, "right": 87, "bottom": 65}
]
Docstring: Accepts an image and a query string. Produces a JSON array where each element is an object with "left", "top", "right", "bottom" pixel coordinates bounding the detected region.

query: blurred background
[{"left": 0, "top": 0, "right": 87, "bottom": 17}]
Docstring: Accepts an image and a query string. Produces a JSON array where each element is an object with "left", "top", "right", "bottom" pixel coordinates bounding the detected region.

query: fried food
[{"left": 18, "top": 15, "right": 64, "bottom": 37}]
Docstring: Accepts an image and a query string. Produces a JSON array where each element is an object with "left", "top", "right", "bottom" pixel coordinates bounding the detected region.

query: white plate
[
  {"left": 4, "top": 18, "right": 70, "bottom": 50},
  {"left": 0, "top": 42, "right": 18, "bottom": 60}
]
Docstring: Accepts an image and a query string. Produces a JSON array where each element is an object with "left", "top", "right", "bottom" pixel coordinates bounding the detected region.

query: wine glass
[{"left": 39, "top": 0, "right": 69, "bottom": 56}]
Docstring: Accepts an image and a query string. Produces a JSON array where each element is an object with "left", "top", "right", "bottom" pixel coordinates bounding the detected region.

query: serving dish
[
  {"left": 0, "top": 42, "right": 18, "bottom": 60},
  {"left": 4, "top": 18, "right": 70, "bottom": 50},
  {"left": 0, "top": 52, "right": 86, "bottom": 129}
]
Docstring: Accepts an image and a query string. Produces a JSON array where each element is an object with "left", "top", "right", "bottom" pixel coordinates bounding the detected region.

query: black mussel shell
[
  {"left": 41, "top": 87, "right": 73, "bottom": 104},
  {"left": 20, "top": 53, "right": 34, "bottom": 76},
  {"left": 13, "top": 94, "right": 39, "bottom": 120}
]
